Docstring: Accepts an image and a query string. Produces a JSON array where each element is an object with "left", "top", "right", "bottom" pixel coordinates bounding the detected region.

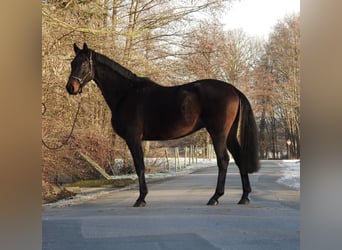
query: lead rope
[{"left": 42, "top": 95, "right": 83, "bottom": 150}]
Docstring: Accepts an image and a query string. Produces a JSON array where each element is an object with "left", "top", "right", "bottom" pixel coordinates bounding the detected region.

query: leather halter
[{"left": 70, "top": 51, "right": 94, "bottom": 87}]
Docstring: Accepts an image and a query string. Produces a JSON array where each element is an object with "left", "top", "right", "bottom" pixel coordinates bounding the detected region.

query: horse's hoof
[
  {"left": 238, "top": 198, "right": 250, "bottom": 205},
  {"left": 207, "top": 199, "right": 219, "bottom": 206},
  {"left": 133, "top": 200, "right": 146, "bottom": 207}
]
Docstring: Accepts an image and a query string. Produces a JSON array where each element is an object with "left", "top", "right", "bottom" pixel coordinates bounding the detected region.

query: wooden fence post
[
  {"left": 175, "top": 147, "right": 180, "bottom": 172},
  {"left": 164, "top": 148, "right": 169, "bottom": 172}
]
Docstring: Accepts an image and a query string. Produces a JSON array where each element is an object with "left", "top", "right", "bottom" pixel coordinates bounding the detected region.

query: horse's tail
[{"left": 231, "top": 88, "right": 260, "bottom": 173}]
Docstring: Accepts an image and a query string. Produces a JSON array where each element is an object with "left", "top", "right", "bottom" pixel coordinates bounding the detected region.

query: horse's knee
[{"left": 218, "top": 153, "right": 229, "bottom": 169}]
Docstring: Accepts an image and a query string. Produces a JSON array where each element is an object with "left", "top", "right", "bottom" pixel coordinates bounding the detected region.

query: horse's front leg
[{"left": 126, "top": 139, "right": 148, "bottom": 207}]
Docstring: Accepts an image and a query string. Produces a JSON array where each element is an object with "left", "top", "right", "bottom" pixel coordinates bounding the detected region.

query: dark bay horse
[{"left": 66, "top": 43, "right": 260, "bottom": 207}]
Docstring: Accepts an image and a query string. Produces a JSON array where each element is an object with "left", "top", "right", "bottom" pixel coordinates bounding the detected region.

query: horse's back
[{"left": 191, "top": 79, "right": 238, "bottom": 99}]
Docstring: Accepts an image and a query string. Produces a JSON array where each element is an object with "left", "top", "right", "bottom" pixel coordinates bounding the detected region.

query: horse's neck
[{"left": 93, "top": 57, "right": 134, "bottom": 111}]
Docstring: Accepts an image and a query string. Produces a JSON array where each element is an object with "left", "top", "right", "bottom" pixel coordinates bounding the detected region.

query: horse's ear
[
  {"left": 73, "top": 43, "right": 80, "bottom": 54},
  {"left": 83, "top": 42, "right": 88, "bottom": 51}
]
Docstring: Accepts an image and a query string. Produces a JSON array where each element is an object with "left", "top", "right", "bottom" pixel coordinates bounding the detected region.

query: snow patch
[{"left": 276, "top": 160, "right": 300, "bottom": 190}]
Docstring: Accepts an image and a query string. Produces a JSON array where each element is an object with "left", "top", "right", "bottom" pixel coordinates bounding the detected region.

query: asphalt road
[{"left": 42, "top": 161, "right": 299, "bottom": 250}]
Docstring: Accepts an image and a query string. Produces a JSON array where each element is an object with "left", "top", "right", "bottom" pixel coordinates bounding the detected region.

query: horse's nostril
[{"left": 66, "top": 83, "right": 74, "bottom": 94}]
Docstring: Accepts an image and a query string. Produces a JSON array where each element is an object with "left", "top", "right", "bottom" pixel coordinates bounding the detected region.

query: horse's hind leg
[
  {"left": 126, "top": 139, "right": 148, "bottom": 207},
  {"left": 227, "top": 136, "right": 251, "bottom": 204},
  {"left": 238, "top": 173, "right": 251, "bottom": 204},
  {"left": 207, "top": 134, "right": 230, "bottom": 206}
]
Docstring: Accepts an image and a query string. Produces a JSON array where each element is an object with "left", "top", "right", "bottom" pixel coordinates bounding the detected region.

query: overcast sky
[{"left": 222, "top": 0, "right": 300, "bottom": 38}]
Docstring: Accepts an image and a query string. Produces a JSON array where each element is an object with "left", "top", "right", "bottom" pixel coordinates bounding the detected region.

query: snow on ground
[{"left": 276, "top": 160, "right": 300, "bottom": 190}]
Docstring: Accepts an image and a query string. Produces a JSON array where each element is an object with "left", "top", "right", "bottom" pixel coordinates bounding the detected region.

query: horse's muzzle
[{"left": 66, "top": 79, "right": 81, "bottom": 95}]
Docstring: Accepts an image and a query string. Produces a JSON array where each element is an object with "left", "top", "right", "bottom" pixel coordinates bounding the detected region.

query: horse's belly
[{"left": 143, "top": 109, "right": 201, "bottom": 140}]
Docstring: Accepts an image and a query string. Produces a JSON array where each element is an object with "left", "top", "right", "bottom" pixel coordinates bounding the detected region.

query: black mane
[
  {"left": 93, "top": 50, "right": 157, "bottom": 86},
  {"left": 93, "top": 50, "right": 138, "bottom": 81}
]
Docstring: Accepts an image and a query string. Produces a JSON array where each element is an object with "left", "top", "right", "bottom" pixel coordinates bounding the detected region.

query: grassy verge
[
  {"left": 43, "top": 179, "right": 138, "bottom": 204},
  {"left": 63, "top": 178, "right": 137, "bottom": 188}
]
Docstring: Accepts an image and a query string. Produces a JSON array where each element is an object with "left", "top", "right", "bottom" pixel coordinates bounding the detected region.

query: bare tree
[{"left": 263, "top": 14, "right": 300, "bottom": 158}]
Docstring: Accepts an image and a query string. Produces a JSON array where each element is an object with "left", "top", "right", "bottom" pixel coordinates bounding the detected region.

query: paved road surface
[{"left": 42, "top": 161, "right": 299, "bottom": 250}]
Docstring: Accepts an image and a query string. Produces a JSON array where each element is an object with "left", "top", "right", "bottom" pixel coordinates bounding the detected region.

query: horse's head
[{"left": 66, "top": 43, "right": 95, "bottom": 95}]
